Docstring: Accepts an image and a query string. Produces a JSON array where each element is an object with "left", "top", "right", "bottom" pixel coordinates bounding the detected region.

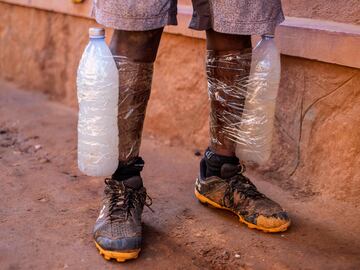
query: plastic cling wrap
[
  {"left": 207, "top": 49, "right": 252, "bottom": 154},
  {"left": 114, "top": 56, "right": 153, "bottom": 162},
  {"left": 207, "top": 37, "right": 281, "bottom": 165}
]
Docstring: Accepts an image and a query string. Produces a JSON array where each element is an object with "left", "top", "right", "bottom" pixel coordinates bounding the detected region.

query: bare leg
[
  {"left": 110, "top": 28, "right": 163, "bottom": 63},
  {"left": 109, "top": 29, "right": 163, "bottom": 165},
  {"left": 206, "top": 29, "right": 251, "bottom": 52},
  {"left": 206, "top": 29, "right": 252, "bottom": 157}
]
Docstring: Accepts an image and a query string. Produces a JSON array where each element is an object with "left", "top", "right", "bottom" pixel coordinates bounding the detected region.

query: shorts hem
[
  {"left": 93, "top": 8, "right": 178, "bottom": 31},
  {"left": 189, "top": 14, "right": 285, "bottom": 36}
]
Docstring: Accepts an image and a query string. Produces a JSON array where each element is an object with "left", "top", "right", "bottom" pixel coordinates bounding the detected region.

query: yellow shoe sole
[
  {"left": 195, "top": 189, "right": 290, "bottom": 233},
  {"left": 94, "top": 241, "right": 140, "bottom": 262}
]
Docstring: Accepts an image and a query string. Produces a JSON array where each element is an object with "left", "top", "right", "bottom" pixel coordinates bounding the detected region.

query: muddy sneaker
[
  {"left": 93, "top": 176, "right": 152, "bottom": 262},
  {"left": 195, "top": 156, "right": 290, "bottom": 233}
]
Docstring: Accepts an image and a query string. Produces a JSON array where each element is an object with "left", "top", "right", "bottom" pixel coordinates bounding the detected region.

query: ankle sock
[
  {"left": 112, "top": 157, "right": 144, "bottom": 181},
  {"left": 204, "top": 148, "right": 239, "bottom": 177}
]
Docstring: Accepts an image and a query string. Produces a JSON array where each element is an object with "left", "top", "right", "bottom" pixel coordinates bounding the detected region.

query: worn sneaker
[
  {"left": 195, "top": 159, "right": 290, "bottom": 232},
  {"left": 93, "top": 176, "right": 152, "bottom": 262}
]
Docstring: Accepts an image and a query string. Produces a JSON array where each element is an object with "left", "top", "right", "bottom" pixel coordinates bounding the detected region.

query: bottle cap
[{"left": 89, "top": 27, "right": 105, "bottom": 38}]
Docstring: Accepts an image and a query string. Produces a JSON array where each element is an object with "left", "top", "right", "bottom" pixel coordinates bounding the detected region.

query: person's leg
[
  {"left": 109, "top": 28, "right": 163, "bottom": 63},
  {"left": 109, "top": 29, "right": 163, "bottom": 180},
  {"left": 206, "top": 29, "right": 252, "bottom": 157},
  {"left": 206, "top": 29, "right": 251, "bottom": 52},
  {"left": 91, "top": 0, "right": 177, "bottom": 262},
  {"left": 195, "top": 29, "right": 290, "bottom": 233},
  {"left": 93, "top": 29, "right": 163, "bottom": 262}
]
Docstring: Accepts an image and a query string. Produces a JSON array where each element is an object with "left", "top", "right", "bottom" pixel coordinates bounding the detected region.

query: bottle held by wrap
[
  {"left": 76, "top": 28, "right": 119, "bottom": 176},
  {"left": 235, "top": 35, "right": 281, "bottom": 165}
]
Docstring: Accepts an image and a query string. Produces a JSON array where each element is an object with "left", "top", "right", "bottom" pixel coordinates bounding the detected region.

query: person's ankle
[
  {"left": 210, "top": 147, "right": 236, "bottom": 158},
  {"left": 203, "top": 147, "right": 238, "bottom": 177},
  {"left": 112, "top": 157, "right": 144, "bottom": 181}
]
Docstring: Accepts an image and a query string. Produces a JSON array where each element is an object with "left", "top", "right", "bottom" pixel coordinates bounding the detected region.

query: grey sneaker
[{"left": 93, "top": 176, "right": 151, "bottom": 262}]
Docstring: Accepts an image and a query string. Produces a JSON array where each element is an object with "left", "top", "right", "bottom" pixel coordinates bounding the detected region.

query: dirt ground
[{"left": 0, "top": 81, "right": 359, "bottom": 270}]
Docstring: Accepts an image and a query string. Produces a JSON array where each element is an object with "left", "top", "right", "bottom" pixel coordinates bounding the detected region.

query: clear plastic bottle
[
  {"left": 235, "top": 35, "right": 281, "bottom": 164},
  {"left": 77, "top": 28, "right": 119, "bottom": 176}
]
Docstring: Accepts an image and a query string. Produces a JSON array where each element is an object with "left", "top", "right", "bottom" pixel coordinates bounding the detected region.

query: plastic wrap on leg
[
  {"left": 207, "top": 49, "right": 252, "bottom": 153},
  {"left": 113, "top": 56, "right": 153, "bottom": 162},
  {"left": 207, "top": 42, "right": 280, "bottom": 164}
]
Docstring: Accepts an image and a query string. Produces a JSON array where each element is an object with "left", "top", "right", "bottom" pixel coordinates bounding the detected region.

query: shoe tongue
[
  {"left": 220, "top": 163, "right": 239, "bottom": 179},
  {"left": 122, "top": 176, "right": 143, "bottom": 189}
]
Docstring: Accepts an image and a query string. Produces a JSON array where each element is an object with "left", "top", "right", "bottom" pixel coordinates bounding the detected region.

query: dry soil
[{"left": 0, "top": 81, "right": 359, "bottom": 270}]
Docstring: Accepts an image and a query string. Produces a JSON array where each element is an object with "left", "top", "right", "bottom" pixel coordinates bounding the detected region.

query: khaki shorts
[{"left": 92, "top": 0, "right": 284, "bottom": 35}]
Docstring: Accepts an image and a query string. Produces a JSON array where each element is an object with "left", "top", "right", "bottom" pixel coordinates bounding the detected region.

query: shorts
[{"left": 92, "top": 0, "right": 284, "bottom": 35}]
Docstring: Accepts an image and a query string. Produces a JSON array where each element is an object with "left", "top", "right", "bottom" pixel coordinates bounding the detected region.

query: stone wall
[{"left": 0, "top": 2, "right": 359, "bottom": 204}]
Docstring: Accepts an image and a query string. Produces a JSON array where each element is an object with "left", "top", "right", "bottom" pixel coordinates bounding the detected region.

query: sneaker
[
  {"left": 195, "top": 158, "right": 290, "bottom": 233},
  {"left": 93, "top": 176, "right": 151, "bottom": 262}
]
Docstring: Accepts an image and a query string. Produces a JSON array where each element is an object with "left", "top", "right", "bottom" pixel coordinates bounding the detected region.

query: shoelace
[
  {"left": 104, "top": 178, "right": 153, "bottom": 222},
  {"left": 222, "top": 165, "right": 265, "bottom": 205}
]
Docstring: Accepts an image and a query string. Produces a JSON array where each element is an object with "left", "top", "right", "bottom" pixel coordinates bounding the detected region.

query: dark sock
[
  {"left": 112, "top": 157, "right": 145, "bottom": 181},
  {"left": 204, "top": 148, "right": 239, "bottom": 177},
  {"left": 122, "top": 176, "right": 143, "bottom": 189}
]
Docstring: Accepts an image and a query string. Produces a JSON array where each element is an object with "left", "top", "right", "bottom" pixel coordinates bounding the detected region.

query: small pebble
[
  {"left": 34, "top": 144, "right": 42, "bottom": 150},
  {"left": 39, "top": 158, "right": 50, "bottom": 164},
  {"left": 38, "top": 197, "right": 47, "bottom": 203},
  {"left": 222, "top": 251, "right": 230, "bottom": 260},
  {"left": 235, "top": 253, "right": 241, "bottom": 259}
]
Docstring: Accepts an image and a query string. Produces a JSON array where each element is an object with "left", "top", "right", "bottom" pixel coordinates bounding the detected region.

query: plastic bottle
[
  {"left": 235, "top": 35, "right": 281, "bottom": 165},
  {"left": 77, "top": 28, "right": 119, "bottom": 176}
]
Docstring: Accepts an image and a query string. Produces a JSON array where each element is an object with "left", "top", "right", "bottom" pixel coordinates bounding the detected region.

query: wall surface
[
  {"left": 262, "top": 56, "right": 360, "bottom": 204},
  {"left": 180, "top": 0, "right": 360, "bottom": 25},
  {"left": 0, "top": 2, "right": 359, "bottom": 204},
  {"left": 282, "top": 0, "right": 360, "bottom": 25}
]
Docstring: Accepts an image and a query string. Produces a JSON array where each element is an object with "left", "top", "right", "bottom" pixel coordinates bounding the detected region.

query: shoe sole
[
  {"left": 195, "top": 189, "right": 290, "bottom": 233},
  {"left": 94, "top": 241, "right": 140, "bottom": 262}
]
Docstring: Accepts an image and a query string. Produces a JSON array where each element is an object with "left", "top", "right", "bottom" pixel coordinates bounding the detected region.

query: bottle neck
[
  {"left": 89, "top": 37, "right": 105, "bottom": 41},
  {"left": 262, "top": 34, "right": 274, "bottom": 40}
]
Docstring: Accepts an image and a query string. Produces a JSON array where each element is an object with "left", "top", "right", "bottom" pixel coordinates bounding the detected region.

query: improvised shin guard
[
  {"left": 206, "top": 49, "right": 252, "bottom": 153},
  {"left": 114, "top": 57, "right": 153, "bottom": 162}
]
